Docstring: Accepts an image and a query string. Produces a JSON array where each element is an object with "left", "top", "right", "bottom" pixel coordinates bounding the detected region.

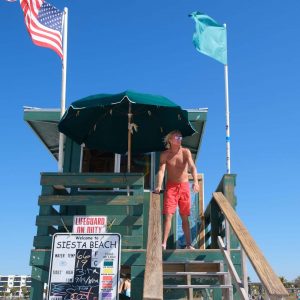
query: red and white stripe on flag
[{"left": 20, "top": 0, "right": 63, "bottom": 59}]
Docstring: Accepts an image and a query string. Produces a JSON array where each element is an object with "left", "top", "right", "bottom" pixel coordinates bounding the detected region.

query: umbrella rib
[{"left": 84, "top": 109, "right": 111, "bottom": 140}]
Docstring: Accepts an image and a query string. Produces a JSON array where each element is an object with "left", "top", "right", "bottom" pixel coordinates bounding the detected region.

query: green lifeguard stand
[{"left": 24, "top": 106, "right": 288, "bottom": 300}]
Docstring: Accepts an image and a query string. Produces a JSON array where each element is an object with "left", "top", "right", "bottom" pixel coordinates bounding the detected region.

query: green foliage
[
  {"left": 279, "top": 276, "right": 295, "bottom": 288},
  {"left": 21, "top": 286, "right": 30, "bottom": 297},
  {"left": 279, "top": 276, "right": 289, "bottom": 287},
  {"left": 1, "top": 285, "right": 10, "bottom": 297},
  {"left": 9, "top": 286, "right": 19, "bottom": 296},
  {"left": 294, "top": 276, "right": 300, "bottom": 288}
]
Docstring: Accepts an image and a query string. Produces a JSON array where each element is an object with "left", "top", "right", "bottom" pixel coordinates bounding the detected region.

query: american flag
[{"left": 20, "top": 0, "right": 64, "bottom": 59}]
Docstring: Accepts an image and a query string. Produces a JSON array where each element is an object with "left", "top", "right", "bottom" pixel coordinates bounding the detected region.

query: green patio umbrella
[{"left": 58, "top": 90, "right": 195, "bottom": 172}]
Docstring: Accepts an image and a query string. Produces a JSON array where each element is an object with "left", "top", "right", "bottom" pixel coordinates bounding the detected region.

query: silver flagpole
[
  {"left": 58, "top": 7, "right": 68, "bottom": 172},
  {"left": 224, "top": 63, "right": 231, "bottom": 174},
  {"left": 224, "top": 23, "right": 231, "bottom": 253},
  {"left": 224, "top": 24, "right": 249, "bottom": 295},
  {"left": 223, "top": 24, "right": 231, "bottom": 174}
]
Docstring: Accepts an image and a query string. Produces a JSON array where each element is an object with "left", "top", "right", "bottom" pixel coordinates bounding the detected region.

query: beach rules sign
[
  {"left": 73, "top": 216, "right": 107, "bottom": 234},
  {"left": 48, "top": 233, "right": 121, "bottom": 300}
]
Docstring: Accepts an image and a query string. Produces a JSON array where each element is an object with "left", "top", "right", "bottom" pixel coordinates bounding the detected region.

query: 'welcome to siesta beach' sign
[{"left": 48, "top": 233, "right": 121, "bottom": 300}]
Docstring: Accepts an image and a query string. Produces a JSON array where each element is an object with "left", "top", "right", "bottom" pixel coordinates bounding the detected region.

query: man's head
[{"left": 164, "top": 130, "right": 182, "bottom": 149}]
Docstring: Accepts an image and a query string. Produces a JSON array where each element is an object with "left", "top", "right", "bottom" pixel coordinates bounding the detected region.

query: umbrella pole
[
  {"left": 127, "top": 102, "right": 132, "bottom": 173},
  {"left": 127, "top": 102, "right": 132, "bottom": 196}
]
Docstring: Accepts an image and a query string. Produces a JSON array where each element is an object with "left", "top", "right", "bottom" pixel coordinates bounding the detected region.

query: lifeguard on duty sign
[
  {"left": 48, "top": 233, "right": 121, "bottom": 300},
  {"left": 73, "top": 216, "right": 107, "bottom": 234}
]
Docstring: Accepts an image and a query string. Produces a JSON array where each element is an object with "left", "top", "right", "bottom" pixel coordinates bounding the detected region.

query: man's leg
[
  {"left": 179, "top": 182, "right": 194, "bottom": 249},
  {"left": 162, "top": 213, "right": 173, "bottom": 250},
  {"left": 180, "top": 214, "right": 193, "bottom": 248}
]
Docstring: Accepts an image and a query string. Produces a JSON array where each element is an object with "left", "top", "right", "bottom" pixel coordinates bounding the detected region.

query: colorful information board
[{"left": 48, "top": 233, "right": 121, "bottom": 300}]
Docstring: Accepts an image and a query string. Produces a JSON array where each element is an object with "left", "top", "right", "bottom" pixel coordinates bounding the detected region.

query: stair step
[
  {"left": 163, "top": 261, "right": 223, "bottom": 273},
  {"left": 163, "top": 284, "right": 232, "bottom": 289},
  {"left": 163, "top": 271, "right": 228, "bottom": 276}
]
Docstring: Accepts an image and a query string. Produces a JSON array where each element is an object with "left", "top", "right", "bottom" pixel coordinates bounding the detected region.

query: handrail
[
  {"left": 213, "top": 192, "right": 288, "bottom": 298},
  {"left": 40, "top": 172, "right": 144, "bottom": 189},
  {"left": 143, "top": 193, "right": 163, "bottom": 300}
]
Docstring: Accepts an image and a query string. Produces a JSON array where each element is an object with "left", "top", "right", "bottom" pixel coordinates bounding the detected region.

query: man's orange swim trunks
[{"left": 163, "top": 181, "right": 191, "bottom": 216}]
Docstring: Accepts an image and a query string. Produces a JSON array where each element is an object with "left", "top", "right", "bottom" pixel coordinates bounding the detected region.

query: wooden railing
[
  {"left": 143, "top": 193, "right": 163, "bottom": 300},
  {"left": 204, "top": 174, "right": 238, "bottom": 249},
  {"left": 34, "top": 172, "right": 145, "bottom": 249},
  {"left": 30, "top": 172, "right": 145, "bottom": 300},
  {"left": 212, "top": 192, "right": 288, "bottom": 299},
  {"left": 40, "top": 172, "right": 144, "bottom": 190},
  {"left": 189, "top": 174, "right": 205, "bottom": 249}
]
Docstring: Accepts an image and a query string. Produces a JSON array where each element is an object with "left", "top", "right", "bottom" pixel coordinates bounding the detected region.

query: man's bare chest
[{"left": 166, "top": 154, "right": 187, "bottom": 168}]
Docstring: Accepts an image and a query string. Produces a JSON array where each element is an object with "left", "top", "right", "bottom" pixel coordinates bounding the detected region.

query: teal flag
[{"left": 190, "top": 12, "right": 227, "bottom": 64}]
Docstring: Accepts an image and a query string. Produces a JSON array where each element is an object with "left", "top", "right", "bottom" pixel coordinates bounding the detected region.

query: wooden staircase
[
  {"left": 163, "top": 260, "right": 233, "bottom": 300},
  {"left": 143, "top": 185, "right": 289, "bottom": 300},
  {"left": 142, "top": 193, "right": 234, "bottom": 300}
]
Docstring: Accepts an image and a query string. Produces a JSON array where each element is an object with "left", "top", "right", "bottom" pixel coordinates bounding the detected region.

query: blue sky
[{"left": 0, "top": 0, "right": 299, "bottom": 282}]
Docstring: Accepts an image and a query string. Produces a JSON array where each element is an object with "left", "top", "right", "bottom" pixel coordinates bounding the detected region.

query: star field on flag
[{"left": 20, "top": 0, "right": 64, "bottom": 59}]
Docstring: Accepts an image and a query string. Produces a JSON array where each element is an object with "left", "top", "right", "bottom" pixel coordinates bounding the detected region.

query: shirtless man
[{"left": 155, "top": 130, "right": 199, "bottom": 250}]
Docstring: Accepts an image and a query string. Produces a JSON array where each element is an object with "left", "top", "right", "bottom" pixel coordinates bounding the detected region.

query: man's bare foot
[
  {"left": 185, "top": 244, "right": 195, "bottom": 250},
  {"left": 162, "top": 243, "right": 166, "bottom": 250}
]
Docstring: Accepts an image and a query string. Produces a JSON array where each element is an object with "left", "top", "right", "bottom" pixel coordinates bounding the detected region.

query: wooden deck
[{"left": 29, "top": 172, "right": 288, "bottom": 300}]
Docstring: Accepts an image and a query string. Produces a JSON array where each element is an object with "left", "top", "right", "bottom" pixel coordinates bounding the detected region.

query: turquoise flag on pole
[{"left": 190, "top": 12, "right": 227, "bottom": 64}]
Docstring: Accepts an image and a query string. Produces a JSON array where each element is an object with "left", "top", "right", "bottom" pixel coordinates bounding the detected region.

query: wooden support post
[
  {"left": 197, "top": 174, "right": 205, "bottom": 249},
  {"left": 210, "top": 200, "right": 220, "bottom": 248},
  {"left": 188, "top": 174, "right": 205, "bottom": 249},
  {"left": 187, "top": 274, "right": 193, "bottom": 300},
  {"left": 31, "top": 186, "right": 53, "bottom": 300},
  {"left": 131, "top": 265, "right": 145, "bottom": 300},
  {"left": 185, "top": 263, "right": 193, "bottom": 300},
  {"left": 212, "top": 260, "right": 222, "bottom": 300},
  {"left": 143, "top": 193, "right": 163, "bottom": 300},
  {"left": 30, "top": 278, "right": 44, "bottom": 300},
  {"left": 142, "top": 192, "right": 150, "bottom": 249},
  {"left": 241, "top": 248, "right": 248, "bottom": 296}
]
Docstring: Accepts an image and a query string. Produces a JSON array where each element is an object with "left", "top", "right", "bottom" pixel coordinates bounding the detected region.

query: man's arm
[
  {"left": 154, "top": 152, "right": 166, "bottom": 193},
  {"left": 186, "top": 149, "right": 199, "bottom": 193}
]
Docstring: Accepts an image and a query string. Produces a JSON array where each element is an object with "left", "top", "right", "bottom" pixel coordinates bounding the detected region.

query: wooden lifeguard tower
[{"left": 24, "top": 106, "right": 288, "bottom": 300}]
